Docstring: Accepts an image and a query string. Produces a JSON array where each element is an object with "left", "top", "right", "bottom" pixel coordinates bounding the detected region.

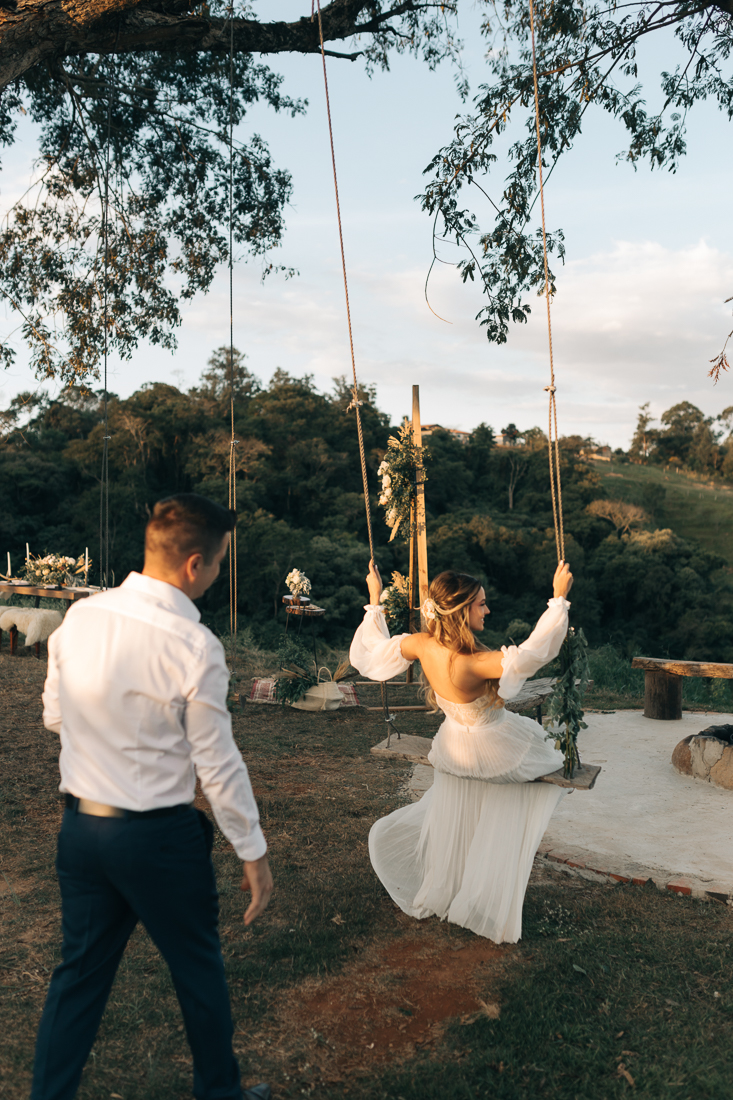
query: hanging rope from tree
[
  {"left": 99, "top": 54, "right": 113, "bottom": 590},
  {"left": 312, "top": 0, "right": 392, "bottom": 728},
  {"left": 528, "top": 0, "right": 565, "bottom": 564},
  {"left": 227, "top": 3, "right": 238, "bottom": 662}
]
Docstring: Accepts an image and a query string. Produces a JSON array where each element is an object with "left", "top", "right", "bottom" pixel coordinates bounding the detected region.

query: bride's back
[{"left": 401, "top": 632, "right": 504, "bottom": 705}]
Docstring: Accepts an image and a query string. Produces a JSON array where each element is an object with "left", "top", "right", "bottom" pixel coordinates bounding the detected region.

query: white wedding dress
[{"left": 349, "top": 597, "right": 571, "bottom": 943}]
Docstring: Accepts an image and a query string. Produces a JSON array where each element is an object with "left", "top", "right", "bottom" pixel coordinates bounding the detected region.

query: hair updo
[{"left": 420, "top": 571, "right": 501, "bottom": 710}]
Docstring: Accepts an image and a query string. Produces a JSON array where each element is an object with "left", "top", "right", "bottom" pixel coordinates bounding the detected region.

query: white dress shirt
[{"left": 42, "top": 572, "right": 266, "bottom": 863}]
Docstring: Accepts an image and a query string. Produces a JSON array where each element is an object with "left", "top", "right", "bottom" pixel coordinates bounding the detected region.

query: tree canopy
[
  {"left": 4, "top": 351, "right": 733, "bottom": 662},
  {"left": 419, "top": 0, "right": 732, "bottom": 363},
  {"left": 0, "top": 0, "right": 730, "bottom": 384},
  {"left": 0, "top": 0, "right": 459, "bottom": 383}
]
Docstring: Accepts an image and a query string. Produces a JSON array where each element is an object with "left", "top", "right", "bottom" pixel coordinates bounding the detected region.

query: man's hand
[
  {"left": 553, "top": 560, "right": 573, "bottom": 600},
  {"left": 240, "top": 854, "right": 273, "bottom": 926},
  {"left": 366, "top": 559, "right": 383, "bottom": 605}
]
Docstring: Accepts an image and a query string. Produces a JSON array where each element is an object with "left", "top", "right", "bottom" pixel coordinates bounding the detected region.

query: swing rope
[
  {"left": 312, "top": 0, "right": 393, "bottom": 733},
  {"left": 528, "top": 0, "right": 565, "bottom": 564},
  {"left": 227, "top": 4, "right": 238, "bottom": 661},
  {"left": 99, "top": 55, "right": 113, "bottom": 590}
]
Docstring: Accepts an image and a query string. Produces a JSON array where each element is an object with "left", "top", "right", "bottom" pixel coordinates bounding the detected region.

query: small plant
[
  {"left": 380, "top": 571, "right": 410, "bottom": 633},
  {"left": 546, "top": 626, "right": 590, "bottom": 777},
  {"left": 22, "top": 552, "right": 88, "bottom": 587},
  {"left": 535, "top": 902, "right": 580, "bottom": 938},
  {"left": 274, "top": 635, "right": 351, "bottom": 706}
]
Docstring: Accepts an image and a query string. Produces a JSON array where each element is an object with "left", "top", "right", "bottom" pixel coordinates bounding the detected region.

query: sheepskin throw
[{"left": 0, "top": 608, "right": 63, "bottom": 646}]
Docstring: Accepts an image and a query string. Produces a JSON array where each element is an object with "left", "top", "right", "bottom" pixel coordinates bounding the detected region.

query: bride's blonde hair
[{"left": 420, "top": 570, "right": 501, "bottom": 711}]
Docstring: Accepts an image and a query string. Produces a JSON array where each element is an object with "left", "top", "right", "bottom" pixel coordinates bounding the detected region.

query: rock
[
  {"left": 691, "top": 735, "right": 725, "bottom": 775},
  {"left": 672, "top": 735, "right": 693, "bottom": 776},
  {"left": 672, "top": 733, "right": 733, "bottom": 790},
  {"left": 710, "top": 747, "right": 733, "bottom": 791}
]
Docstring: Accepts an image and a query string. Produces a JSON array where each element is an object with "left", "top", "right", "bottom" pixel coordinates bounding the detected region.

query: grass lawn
[
  {"left": 1, "top": 650, "right": 732, "bottom": 1100},
  {"left": 597, "top": 461, "right": 733, "bottom": 566}
]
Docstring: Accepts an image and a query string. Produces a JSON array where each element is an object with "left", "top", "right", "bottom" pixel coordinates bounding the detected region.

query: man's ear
[{"left": 185, "top": 552, "right": 204, "bottom": 579}]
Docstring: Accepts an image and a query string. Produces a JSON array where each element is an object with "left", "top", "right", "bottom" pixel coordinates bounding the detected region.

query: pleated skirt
[{"left": 369, "top": 768, "right": 566, "bottom": 944}]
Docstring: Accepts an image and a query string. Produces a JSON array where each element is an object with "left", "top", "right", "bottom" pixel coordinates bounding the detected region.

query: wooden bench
[{"left": 632, "top": 657, "right": 733, "bottom": 721}]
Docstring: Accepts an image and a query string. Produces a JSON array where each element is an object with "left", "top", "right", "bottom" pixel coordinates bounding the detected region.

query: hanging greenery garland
[
  {"left": 546, "top": 626, "right": 590, "bottom": 778},
  {"left": 377, "top": 424, "right": 430, "bottom": 543}
]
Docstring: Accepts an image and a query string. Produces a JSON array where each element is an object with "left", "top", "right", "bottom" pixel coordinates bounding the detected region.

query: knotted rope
[{"left": 529, "top": 0, "right": 565, "bottom": 564}]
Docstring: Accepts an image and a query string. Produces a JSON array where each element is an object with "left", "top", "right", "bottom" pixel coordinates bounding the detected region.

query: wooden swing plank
[
  {"left": 370, "top": 734, "right": 432, "bottom": 765},
  {"left": 535, "top": 763, "right": 602, "bottom": 790},
  {"left": 369, "top": 735, "right": 601, "bottom": 790}
]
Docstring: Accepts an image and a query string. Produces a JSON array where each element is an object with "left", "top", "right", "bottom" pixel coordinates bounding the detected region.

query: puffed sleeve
[
  {"left": 349, "top": 605, "right": 412, "bottom": 681},
  {"left": 498, "top": 597, "right": 570, "bottom": 701}
]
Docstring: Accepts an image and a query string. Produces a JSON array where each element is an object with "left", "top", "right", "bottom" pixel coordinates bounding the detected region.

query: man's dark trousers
[{"left": 31, "top": 805, "right": 242, "bottom": 1100}]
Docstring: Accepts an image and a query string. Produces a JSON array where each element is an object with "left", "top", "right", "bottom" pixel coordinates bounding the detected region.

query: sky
[{"left": 1, "top": 1, "right": 732, "bottom": 449}]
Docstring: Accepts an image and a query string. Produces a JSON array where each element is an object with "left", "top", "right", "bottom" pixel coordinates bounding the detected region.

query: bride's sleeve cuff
[
  {"left": 548, "top": 596, "right": 571, "bottom": 610},
  {"left": 364, "top": 603, "right": 384, "bottom": 613}
]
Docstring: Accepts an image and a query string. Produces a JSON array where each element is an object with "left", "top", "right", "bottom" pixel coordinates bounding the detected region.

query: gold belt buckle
[{"left": 76, "top": 797, "right": 125, "bottom": 819}]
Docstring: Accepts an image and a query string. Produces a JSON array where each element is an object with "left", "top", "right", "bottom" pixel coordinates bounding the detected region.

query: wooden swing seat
[
  {"left": 370, "top": 676, "right": 601, "bottom": 790},
  {"left": 370, "top": 734, "right": 600, "bottom": 789}
]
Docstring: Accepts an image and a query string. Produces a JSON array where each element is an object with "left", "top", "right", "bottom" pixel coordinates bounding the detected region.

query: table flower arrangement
[
  {"left": 22, "top": 553, "right": 88, "bottom": 587},
  {"left": 285, "top": 568, "right": 311, "bottom": 600},
  {"left": 377, "top": 425, "right": 430, "bottom": 542}
]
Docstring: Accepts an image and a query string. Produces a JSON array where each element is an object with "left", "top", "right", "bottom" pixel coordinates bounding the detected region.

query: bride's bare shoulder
[
  {"left": 469, "top": 647, "right": 505, "bottom": 680},
  {"left": 399, "top": 631, "right": 430, "bottom": 661}
]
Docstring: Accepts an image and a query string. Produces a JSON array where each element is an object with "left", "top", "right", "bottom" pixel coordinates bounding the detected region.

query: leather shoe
[{"left": 244, "top": 1086, "right": 272, "bottom": 1100}]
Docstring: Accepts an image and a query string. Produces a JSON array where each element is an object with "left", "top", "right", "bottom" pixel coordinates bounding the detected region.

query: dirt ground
[{"left": 0, "top": 649, "right": 534, "bottom": 1097}]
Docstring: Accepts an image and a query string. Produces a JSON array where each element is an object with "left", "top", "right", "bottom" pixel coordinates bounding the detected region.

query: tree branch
[{"left": 0, "top": 0, "right": 442, "bottom": 91}]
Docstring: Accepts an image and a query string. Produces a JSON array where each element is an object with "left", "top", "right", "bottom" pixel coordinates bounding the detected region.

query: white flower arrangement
[
  {"left": 23, "top": 552, "right": 88, "bottom": 587},
  {"left": 377, "top": 426, "right": 430, "bottom": 543},
  {"left": 285, "top": 568, "right": 312, "bottom": 598}
]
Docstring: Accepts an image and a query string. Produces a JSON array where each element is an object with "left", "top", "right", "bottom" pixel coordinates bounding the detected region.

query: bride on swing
[{"left": 350, "top": 559, "right": 574, "bottom": 944}]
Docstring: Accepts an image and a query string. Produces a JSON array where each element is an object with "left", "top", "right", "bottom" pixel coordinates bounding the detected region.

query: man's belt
[{"left": 64, "top": 793, "right": 193, "bottom": 820}]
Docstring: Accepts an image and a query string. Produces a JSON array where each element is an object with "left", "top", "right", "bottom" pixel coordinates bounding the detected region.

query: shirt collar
[{"left": 121, "top": 572, "right": 201, "bottom": 623}]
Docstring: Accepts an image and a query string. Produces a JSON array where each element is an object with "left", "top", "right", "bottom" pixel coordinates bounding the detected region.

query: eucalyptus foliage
[
  {"left": 274, "top": 634, "right": 317, "bottom": 706},
  {"left": 546, "top": 625, "right": 590, "bottom": 777},
  {"left": 419, "top": 0, "right": 733, "bottom": 360}
]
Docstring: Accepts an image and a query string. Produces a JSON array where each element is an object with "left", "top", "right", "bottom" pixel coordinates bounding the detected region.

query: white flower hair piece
[{"left": 422, "top": 598, "right": 438, "bottom": 622}]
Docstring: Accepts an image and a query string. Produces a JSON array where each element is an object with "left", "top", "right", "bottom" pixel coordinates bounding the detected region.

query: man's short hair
[{"left": 145, "top": 494, "right": 236, "bottom": 567}]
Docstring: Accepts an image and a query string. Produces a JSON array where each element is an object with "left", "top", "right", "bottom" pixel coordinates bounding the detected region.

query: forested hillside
[{"left": 2, "top": 350, "right": 733, "bottom": 661}]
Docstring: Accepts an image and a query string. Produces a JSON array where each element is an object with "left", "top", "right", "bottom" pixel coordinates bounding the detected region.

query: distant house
[
  {"left": 495, "top": 431, "right": 518, "bottom": 447},
  {"left": 581, "top": 444, "right": 612, "bottom": 462},
  {"left": 421, "top": 424, "right": 471, "bottom": 446}
]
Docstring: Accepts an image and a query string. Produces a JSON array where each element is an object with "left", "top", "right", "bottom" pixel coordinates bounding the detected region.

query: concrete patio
[{"left": 407, "top": 709, "right": 733, "bottom": 899}]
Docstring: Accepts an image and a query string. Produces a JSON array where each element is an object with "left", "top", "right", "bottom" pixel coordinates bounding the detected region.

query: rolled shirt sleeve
[
  {"left": 183, "top": 641, "right": 267, "bottom": 863},
  {"left": 498, "top": 597, "right": 570, "bottom": 701},
  {"left": 42, "top": 630, "right": 63, "bottom": 735}
]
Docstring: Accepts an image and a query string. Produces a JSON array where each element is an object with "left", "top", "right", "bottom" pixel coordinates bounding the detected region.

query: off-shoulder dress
[{"left": 349, "top": 597, "right": 571, "bottom": 943}]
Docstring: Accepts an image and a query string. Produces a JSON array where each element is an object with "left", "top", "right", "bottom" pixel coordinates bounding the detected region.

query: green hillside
[{"left": 596, "top": 461, "right": 733, "bottom": 565}]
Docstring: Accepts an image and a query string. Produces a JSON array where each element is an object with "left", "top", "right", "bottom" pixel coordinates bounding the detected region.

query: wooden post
[
  {"left": 643, "top": 670, "right": 682, "bottom": 721},
  {"left": 412, "top": 385, "right": 429, "bottom": 628}
]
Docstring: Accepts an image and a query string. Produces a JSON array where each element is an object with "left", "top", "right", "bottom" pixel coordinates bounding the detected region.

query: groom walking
[{"left": 31, "top": 494, "right": 272, "bottom": 1100}]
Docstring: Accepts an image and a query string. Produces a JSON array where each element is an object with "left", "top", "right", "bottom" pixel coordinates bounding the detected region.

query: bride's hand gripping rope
[{"left": 366, "top": 560, "right": 383, "bottom": 605}]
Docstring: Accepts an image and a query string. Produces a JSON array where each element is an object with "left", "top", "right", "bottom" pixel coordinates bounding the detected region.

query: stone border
[{"left": 536, "top": 841, "right": 733, "bottom": 903}]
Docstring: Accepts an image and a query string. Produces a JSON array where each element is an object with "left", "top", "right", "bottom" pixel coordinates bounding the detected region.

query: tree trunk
[{"left": 0, "top": 0, "right": 422, "bottom": 92}]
